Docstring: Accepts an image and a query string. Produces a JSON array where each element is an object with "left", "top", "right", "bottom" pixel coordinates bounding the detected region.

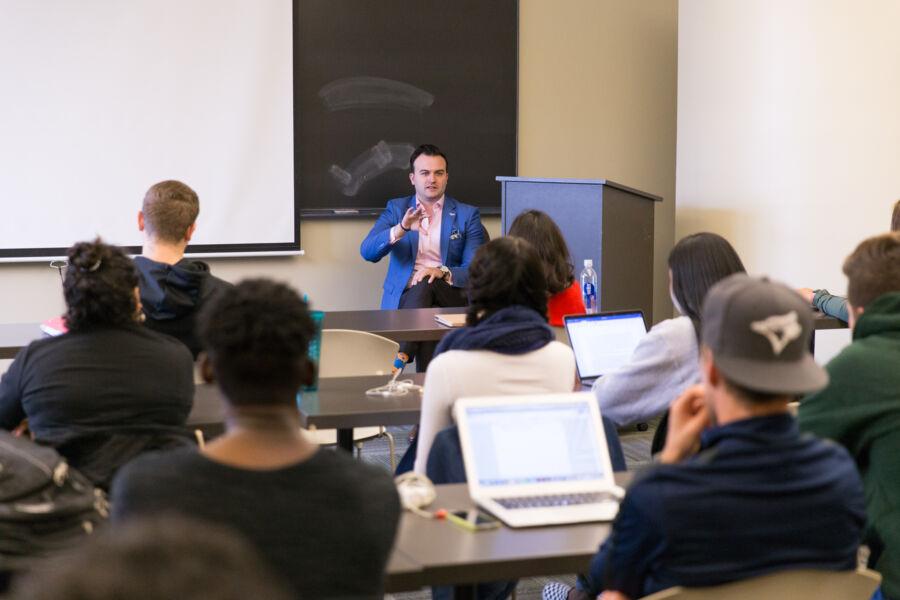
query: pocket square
[{"left": 450, "top": 229, "right": 461, "bottom": 240}]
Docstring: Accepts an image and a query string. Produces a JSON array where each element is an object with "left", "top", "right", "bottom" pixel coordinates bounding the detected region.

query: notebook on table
[
  {"left": 434, "top": 313, "right": 467, "bottom": 327},
  {"left": 564, "top": 311, "right": 647, "bottom": 386},
  {"left": 455, "top": 393, "right": 624, "bottom": 528}
]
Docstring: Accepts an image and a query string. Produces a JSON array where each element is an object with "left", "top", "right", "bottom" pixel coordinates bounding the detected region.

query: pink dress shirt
[{"left": 390, "top": 197, "right": 447, "bottom": 288}]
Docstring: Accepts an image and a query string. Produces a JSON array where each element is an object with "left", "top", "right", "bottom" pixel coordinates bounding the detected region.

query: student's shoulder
[
  {"left": 650, "top": 315, "right": 695, "bottom": 338},
  {"left": 114, "top": 446, "right": 202, "bottom": 488},
  {"left": 312, "top": 450, "right": 399, "bottom": 502},
  {"left": 132, "top": 325, "right": 194, "bottom": 361},
  {"left": 542, "top": 340, "right": 576, "bottom": 363}
]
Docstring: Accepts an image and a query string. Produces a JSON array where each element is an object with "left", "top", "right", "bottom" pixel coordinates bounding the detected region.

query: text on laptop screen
[
  {"left": 465, "top": 403, "right": 606, "bottom": 487},
  {"left": 566, "top": 312, "right": 646, "bottom": 379}
]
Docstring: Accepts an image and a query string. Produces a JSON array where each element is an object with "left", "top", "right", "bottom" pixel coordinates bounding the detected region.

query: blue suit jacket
[{"left": 360, "top": 195, "right": 484, "bottom": 309}]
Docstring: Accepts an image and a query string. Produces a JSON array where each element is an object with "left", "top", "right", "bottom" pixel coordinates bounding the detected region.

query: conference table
[
  {"left": 0, "top": 306, "right": 464, "bottom": 359},
  {"left": 188, "top": 373, "right": 426, "bottom": 452},
  {"left": 0, "top": 309, "right": 844, "bottom": 360},
  {"left": 385, "top": 474, "right": 633, "bottom": 598}
]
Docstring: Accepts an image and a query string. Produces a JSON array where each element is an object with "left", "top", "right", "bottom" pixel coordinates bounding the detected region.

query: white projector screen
[{"left": 0, "top": 0, "right": 297, "bottom": 260}]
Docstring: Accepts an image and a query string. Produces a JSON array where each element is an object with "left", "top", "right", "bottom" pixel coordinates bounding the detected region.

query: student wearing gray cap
[{"left": 544, "top": 274, "right": 866, "bottom": 600}]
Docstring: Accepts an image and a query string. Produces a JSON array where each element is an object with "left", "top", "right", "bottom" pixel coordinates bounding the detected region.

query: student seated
[
  {"left": 800, "top": 232, "right": 900, "bottom": 600},
  {"left": 0, "top": 239, "right": 194, "bottom": 488},
  {"left": 10, "top": 517, "right": 294, "bottom": 600},
  {"left": 544, "top": 275, "right": 866, "bottom": 600},
  {"left": 798, "top": 199, "right": 900, "bottom": 322},
  {"left": 413, "top": 236, "right": 577, "bottom": 474},
  {"left": 135, "top": 180, "right": 231, "bottom": 357},
  {"left": 111, "top": 279, "right": 401, "bottom": 600},
  {"left": 593, "top": 232, "right": 745, "bottom": 427},
  {"left": 507, "top": 210, "right": 585, "bottom": 326}
]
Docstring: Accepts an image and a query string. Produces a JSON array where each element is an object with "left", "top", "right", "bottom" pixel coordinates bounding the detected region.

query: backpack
[{"left": 0, "top": 431, "right": 108, "bottom": 572}]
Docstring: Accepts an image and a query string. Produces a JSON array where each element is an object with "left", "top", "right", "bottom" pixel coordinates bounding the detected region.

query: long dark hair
[
  {"left": 63, "top": 238, "right": 139, "bottom": 332},
  {"left": 507, "top": 210, "right": 574, "bottom": 295},
  {"left": 668, "top": 232, "right": 745, "bottom": 337},
  {"left": 465, "top": 237, "right": 549, "bottom": 326}
]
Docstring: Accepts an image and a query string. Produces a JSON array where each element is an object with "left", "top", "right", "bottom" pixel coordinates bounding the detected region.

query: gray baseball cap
[{"left": 701, "top": 274, "right": 828, "bottom": 395}]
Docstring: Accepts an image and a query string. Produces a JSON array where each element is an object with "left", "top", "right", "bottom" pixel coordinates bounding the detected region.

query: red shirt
[{"left": 547, "top": 280, "right": 585, "bottom": 326}]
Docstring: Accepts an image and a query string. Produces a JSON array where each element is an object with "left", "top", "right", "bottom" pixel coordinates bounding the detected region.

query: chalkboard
[{"left": 294, "top": 0, "right": 518, "bottom": 217}]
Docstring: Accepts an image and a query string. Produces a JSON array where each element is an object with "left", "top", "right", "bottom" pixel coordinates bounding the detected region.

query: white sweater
[
  {"left": 413, "top": 341, "right": 576, "bottom": 474},
  {"left": 591, "top": 315, "right": 699, "bottom": 426}
]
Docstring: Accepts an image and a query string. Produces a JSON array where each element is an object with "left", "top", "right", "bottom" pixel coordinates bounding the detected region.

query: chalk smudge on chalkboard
[
  {"left": 318, "top": 77, "right": 434, "bottom": 112},
  {"left": 329, "top": 141, "right": 414, "bottom": 196}
]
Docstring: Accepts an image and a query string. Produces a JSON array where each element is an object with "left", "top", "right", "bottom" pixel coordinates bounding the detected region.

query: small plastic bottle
[{"left": 580, "top": 259, "right": 598, "bottom": 314}]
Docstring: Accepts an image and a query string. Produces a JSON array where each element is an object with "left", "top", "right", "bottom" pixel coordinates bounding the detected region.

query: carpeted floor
[{"left": 356, "top": 423, "right": 656, "bottom": 599}]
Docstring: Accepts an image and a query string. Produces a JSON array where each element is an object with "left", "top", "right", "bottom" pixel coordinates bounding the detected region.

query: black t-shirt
[
  {"left": 111, "top": 446, "right": 401, "bottom": 600},
  {"left": 0, "top": 324, "right": 194, "bottom": 486}
]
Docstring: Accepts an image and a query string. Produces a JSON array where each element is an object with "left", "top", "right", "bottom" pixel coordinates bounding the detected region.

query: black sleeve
[{"left": 0, "top": 349, "right": 28, "bottom": 429}]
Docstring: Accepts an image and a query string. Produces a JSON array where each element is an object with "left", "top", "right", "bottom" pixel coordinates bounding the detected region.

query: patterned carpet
[{"left": 356, "top": 424, "right": 655, "bottom": 600}]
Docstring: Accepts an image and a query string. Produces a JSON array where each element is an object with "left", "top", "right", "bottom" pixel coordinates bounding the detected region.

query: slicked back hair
[{"left": 409, "top": 144, "right": 448, "bottom": 173}]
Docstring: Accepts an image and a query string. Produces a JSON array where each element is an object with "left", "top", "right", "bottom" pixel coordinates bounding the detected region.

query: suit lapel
[
  {"left": 440, "top": 196, "right": 457, "bottom": 262},
  {"left": 406, "top": 195, "right": 419, "bottom": 262}
]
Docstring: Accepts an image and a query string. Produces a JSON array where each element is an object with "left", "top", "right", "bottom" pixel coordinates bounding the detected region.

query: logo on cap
[{"left": 750, "top": 310, "right": 802, "bottom": 355}]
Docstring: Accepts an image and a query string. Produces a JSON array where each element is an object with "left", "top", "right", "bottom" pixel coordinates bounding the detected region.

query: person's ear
[
  {"left": 137, "top": 211, "right": 145, "bottom": 232},
  {"left": 848, "top": 301, "right": 864, "bottom": 330},
  {"left": 199, "top": 353, "right": 215, "bottom": 384},
  {"left": 409, "top": 171, "right": 415, "bottom": 186},
  {"left": 700, "top": 345, "right": 718, "bottom": 387},
  {"left": 184, "top": 222, "right": 197, "bottom": 243},
  {"left": 299, "top": 358, "right": 316, "bottom": 387}
]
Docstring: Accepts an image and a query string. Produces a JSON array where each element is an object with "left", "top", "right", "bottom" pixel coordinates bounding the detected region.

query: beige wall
[
  {"left": 677, "top": 0, "right": 900, "bottom": 361},
  {"left": 520, "top": 0, "right": 678, "bottom": 321},
  {"left": 0, "top": 1, "right": 678, "bottom": 323},
  {"left": 677, "top": 0, "right": 900, "bottom": 290}
]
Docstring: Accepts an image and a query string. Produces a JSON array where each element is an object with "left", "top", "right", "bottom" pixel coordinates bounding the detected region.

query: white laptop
[
  {"left": 455, "top": 393, "right": 624, "bottom": 528},
  {"left": 564, "top": 311, "right": 647, "bottom": 386}
]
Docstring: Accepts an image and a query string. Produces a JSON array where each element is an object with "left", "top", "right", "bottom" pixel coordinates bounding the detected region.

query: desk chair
[
  {"left": 304, "top": 329, "right": 399, "bottom": 470},
  {"left": 640, "top": 568, "right": 881, "bottom": 600}
]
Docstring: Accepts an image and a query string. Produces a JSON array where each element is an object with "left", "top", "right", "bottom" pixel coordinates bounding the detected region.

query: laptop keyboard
[{"left": 495, "top": 492, "right": 619, "bottom": 510}]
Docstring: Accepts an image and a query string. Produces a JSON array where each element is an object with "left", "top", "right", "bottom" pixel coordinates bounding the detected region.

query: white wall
[
  {"left": 677, "top": 0, "right": 900, "bottom": 360},
  {"left": 0, "top": 1, "right": 677, "bottom": 324},
  {"left": 678, "top": 0, "right": 900, "bottom": 291}
]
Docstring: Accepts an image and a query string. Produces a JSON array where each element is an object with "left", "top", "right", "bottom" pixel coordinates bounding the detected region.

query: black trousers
[{"left": 398, "top": 279, "right": 467, "bottom": 372}]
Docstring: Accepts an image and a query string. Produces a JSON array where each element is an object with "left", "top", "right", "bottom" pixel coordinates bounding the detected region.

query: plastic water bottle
[{"left": 581, "top": 259, "right": 598, "bottom": 314}]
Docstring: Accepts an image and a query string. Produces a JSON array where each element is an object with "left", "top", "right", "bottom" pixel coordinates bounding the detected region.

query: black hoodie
[{"left": 134, "top": 256, "right": 231, "bottom": 357}]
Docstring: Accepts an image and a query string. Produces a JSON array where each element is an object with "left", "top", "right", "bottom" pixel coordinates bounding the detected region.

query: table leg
[{"left": 337, "top": 428, "right": 354, "bottom": 453}]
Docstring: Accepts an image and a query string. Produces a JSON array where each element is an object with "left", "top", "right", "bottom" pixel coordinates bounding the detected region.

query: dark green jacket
[{"left": 799, "top": 291, "right": 900, "bottom": 599}]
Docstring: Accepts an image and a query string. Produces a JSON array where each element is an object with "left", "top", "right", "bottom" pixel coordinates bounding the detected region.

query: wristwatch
[{"left": 438, "top": 265, "right": 451, "bottom": 281}]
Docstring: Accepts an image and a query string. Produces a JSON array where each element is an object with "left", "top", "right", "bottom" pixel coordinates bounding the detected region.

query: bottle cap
[{"left": 584, "top": 259, "right": 593, "bottom": 267}]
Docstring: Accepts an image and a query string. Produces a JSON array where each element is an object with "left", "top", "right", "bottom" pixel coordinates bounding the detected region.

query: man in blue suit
[{"left": 361, "top": 144, "right": 484, "bottom": 371}]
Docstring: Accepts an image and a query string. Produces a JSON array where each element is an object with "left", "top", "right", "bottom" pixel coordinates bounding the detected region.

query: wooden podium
[{"left": 497, "top": 177, "right": 662, "bottom": 324}]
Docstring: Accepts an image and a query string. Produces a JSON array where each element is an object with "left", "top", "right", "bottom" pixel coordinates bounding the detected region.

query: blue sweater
[{"left": 580, "top": 414, "right": 865, "bottom": 598}]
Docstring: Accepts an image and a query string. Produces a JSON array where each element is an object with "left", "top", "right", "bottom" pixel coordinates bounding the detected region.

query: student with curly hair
[
  {"left": 111, "top": 279, "right": 400, "bottom": 600},
  {"left": 413, "top": 237, "right": 578, "bottom": 474},
  {"left": 0, "top": 239, "right": 194, "bottom": 488}
]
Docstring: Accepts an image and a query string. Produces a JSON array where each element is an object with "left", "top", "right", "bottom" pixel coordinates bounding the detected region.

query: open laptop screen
[
  {"left": 565, "top": 311, "right": 647, "bottom": 380},
  {"left": 463, "top": 402, "right": 606, "bottom": 487}
]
